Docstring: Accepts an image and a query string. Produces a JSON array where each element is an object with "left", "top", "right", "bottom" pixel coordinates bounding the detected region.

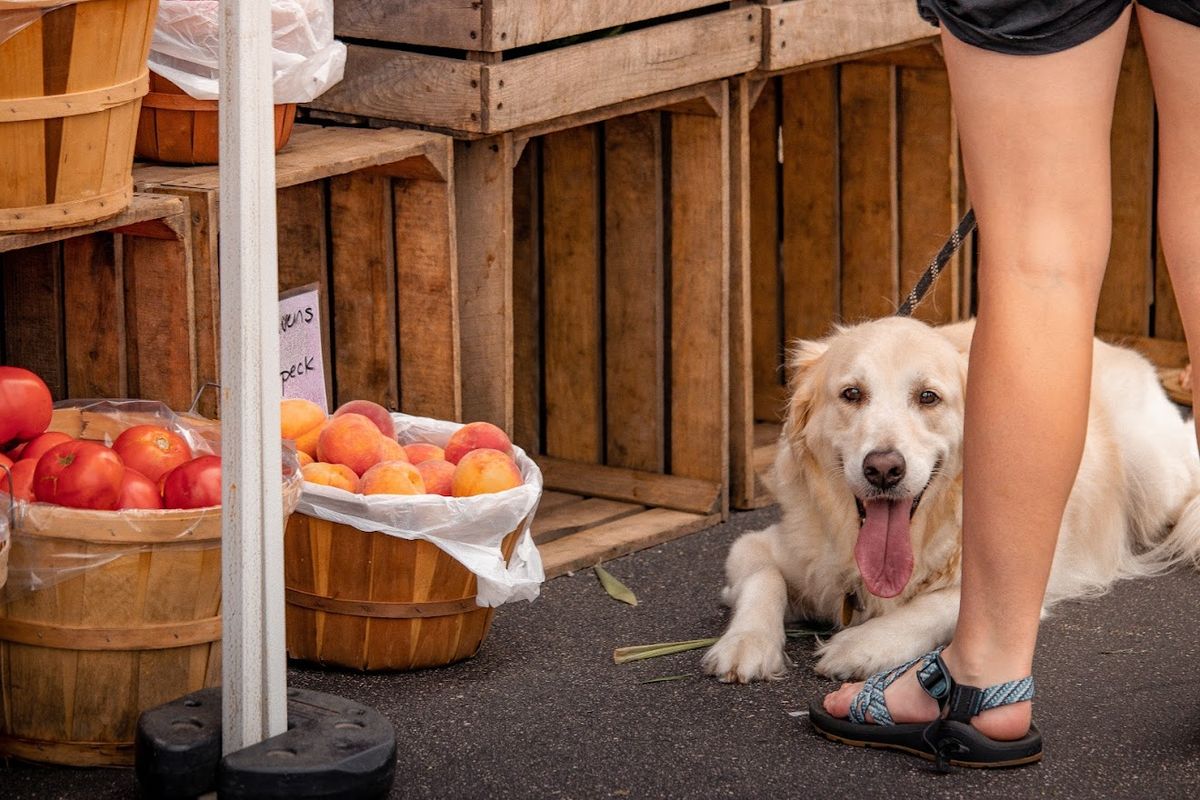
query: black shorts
[{"left": 917, "top": 0, "right": 1200, "bottom": 54}]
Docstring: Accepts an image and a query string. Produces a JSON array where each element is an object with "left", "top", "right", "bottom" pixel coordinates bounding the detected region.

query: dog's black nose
[{"left": 863, "top": 450, "right": 906, "bottom": 490}]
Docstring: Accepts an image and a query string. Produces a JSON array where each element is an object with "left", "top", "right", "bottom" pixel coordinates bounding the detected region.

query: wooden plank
[
  {"left": 394, "top": 176, "right": 463, "bottom": 421},
  {"left": 63, "top": 235, "right": 126, "bottom": 398},
  {"left": 750, "top": 78, "right": 783, "bottom": 423},
  {"left": 839, "top": 63, "right": 898, "bottom": 321},
  {"left": 334, "top": 0, "right": 484, "bottom": 50},
  {"left": 0, "top": 194, "right": 184, "bottom": 254},
  {"left": 1098, "top": 32, "right": 1154, "bottom": 337},
  {"left": 541, "top": 125, "right": 603, "bottom": 463},
  {"left": 276, "top": 182, "right": 333, "bottom": 407},
  {"left": 854, "top": 43, "right": 946, "bottom": 70},
  {"left": 898, "top": 66, "right": 958, "bottom": 324},
  {"left": 329, "top": 173, "right": 399, "bottom": 409},
  {"left": 488, "top": 8, "right": 760, "bottom": 133},
  {"left": 489, "top": 0, "right": 723, "bottom": 51},
  {"left": 536, "top": 456, "right": 721, "bottom": 516},
  {"left": 512, "top": 140, "right": 541, "bottom": 453},
  {"left": 763, "top": 0, "right": 935, "bottom": 73},
  {"left": 509, "top": 82, "right": 719, "bottom": 143},
  {"left": 539, "top": 508, "right": 720, "bottom": 578},
  {"left": 537, "top": 490, "right": 585, "bottom": 512},
  {"left": 1, "top": 244, "right": 66, "bottom": 399},
  {"left": 753, "top": 384, "right": 791, "bottom": 425},
  {"left": 1098, "top": 331, "right": 1189, "bottom": 370},
  {"left": 1155, "top": 235, "right": 1185, "bottom": 341},
  {"left": 532, "top": 497, "right": 645, "bottom": 545},
  {"left": 603, "top": 112, "right": 665, "bottom": 472},
  {"left": 454, "top": 135, "right": 515, "bottom": 430},
  {"left": 780, "top": 67, "right": 839, "bottom": 346},
  {"left": 730, "top": 77, "right": 758, "bottom": 509}
]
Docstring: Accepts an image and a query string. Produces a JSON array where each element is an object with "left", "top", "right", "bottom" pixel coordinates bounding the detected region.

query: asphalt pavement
[{"left": 5, "top": 504, "right": 1200, "bottom": 799}]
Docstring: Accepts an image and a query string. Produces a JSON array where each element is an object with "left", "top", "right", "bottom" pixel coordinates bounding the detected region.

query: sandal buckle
[{"left": 917, "top": 653, "right": 952, "bottom": 703}]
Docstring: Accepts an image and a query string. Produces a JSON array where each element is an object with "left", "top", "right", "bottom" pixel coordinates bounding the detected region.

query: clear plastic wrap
[
  {"left": 146, "top": 0, "right": 346, "bottom": 102},
  {"left": 0, "top": 1, "right": 64, "bottom": 48},
  {"left": 295, "top": 412, "right": 545, "bottom": 608},
  {"left": 1, "top": 399, "right": 302, "bottom": 601}
]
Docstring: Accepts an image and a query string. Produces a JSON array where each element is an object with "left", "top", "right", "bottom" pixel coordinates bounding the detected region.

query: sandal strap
[
  {"left": 847, "top": 649, "right": 942, "bottom": 726},
  {"left": 917, "top": 650, "right": 1035, "bottom": 723}
]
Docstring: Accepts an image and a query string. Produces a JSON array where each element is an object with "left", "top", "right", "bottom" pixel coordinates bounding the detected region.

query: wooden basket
[
  {"left": 0, "top": 0, "right": 158, "bottom": 234},
  {"left": 284, "top": 513, "right": 523, "bottom": 671},
  {"left": 135, "top": 72, "right": 298, "bottom": 165},
  {"left": 0, "top": 407, "right": 222, "bottom": 767}
]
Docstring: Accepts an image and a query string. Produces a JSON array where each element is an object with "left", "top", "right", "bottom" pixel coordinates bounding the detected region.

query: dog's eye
[
  {"left": 919, "top": 390, "right": 940, "bottom": 406},
  {"left": 841, "top": 387, "right": 862, "bottom": 403}
]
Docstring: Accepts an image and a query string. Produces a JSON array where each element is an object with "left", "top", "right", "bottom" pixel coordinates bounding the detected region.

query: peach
[
  {"left": 378, "top": 435, "right": 409, "bottom": 463},
  {"left": 296, "top": 450, "right": 314, "bottom": 468},
  {"left": 317, "top": 414, "right": 384, "bottom": 476},
  {"left": 451, "top": 448, "right": 523, "bottom": 496},
  {"left": 360, "top": 460, "right": 425, "bottom": 496},
  {"left": 444, "top": 422, "right": 514, "bottom": 465},
  {"left": 416, "top": 459, "right": 455, "bottom": 496},
  {"left": 302, "top": 462, "right": 359, "bottom": 493},
  {"left": 404, "top": 442, "right": 444, "bottom": 465},
  {"left": 281, "top": 398, "right": 326, "bottom": 440},
  {"left": 294, "top": 419, "right": 328, "bottom": 459},
  {"left": 334, "top": 400, "right": 395, "bottom": 439}
]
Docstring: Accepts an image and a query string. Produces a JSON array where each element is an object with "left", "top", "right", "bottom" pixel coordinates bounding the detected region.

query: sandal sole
[{"left": 814, "top": 728, "right": 1044, "bottom": 769}]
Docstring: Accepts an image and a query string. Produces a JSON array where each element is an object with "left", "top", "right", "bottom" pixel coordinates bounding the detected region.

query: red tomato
[
  {"left": 0, "top": 459, "right": 36, "bottom": 502},
  {"left": 0, "top": 367, "right": 53, "bottom": 445},
  {"left": 34, "top": 441, "right": 125, "bottom": 510},
  {"left": 118, "top": 468, "right": 164, "bottom": 510},
  {"left": 112, "top": 425, "right": 193, "bottom": 484},
  {"left": 162, "top": 455, "right": 222, "bottom": 509},
  {"left": 20, "top": 432, "right": 74, "bottom": 465}
]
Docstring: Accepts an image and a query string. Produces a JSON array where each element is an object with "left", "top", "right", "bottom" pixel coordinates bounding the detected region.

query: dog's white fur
[{"left": 702, "top": 318, "right": 1200, "bottom": 682}]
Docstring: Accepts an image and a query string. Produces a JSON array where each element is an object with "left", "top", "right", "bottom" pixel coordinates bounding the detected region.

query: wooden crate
[
  {"left": 756, "top": 0, "right": 936, "bottom": 73},
  {"left": 307, "top": 3, "right": 759, "bottom": 135},
  {"left": 133, "top": 124, "right": 460, "bottom": 420},
  {"left": 0, "top": 194, "right": 198, "bottom": 410}
]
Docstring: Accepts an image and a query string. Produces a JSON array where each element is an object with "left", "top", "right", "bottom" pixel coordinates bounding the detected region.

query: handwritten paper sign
[{"left": 279, "top": 283, "right": 328, "bottom": 411}]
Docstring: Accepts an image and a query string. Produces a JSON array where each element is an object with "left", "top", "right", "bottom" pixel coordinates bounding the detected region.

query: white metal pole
[{"left": 219, "top": 0, "right": 287, "bottom": 753}]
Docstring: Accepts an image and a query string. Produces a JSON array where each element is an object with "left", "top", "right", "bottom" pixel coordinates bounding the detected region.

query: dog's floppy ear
[{"left": 783, "top": 337, "right": 830, "bottom": 446}]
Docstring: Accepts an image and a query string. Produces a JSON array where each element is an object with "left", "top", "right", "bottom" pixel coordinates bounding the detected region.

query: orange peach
[
  {"left": 416, "top": 459, "right": 455, "bottom": 496},
  {"left": 359, "top": 460, "right": 425, "bottom": 496},
  {"left": 294, "top": 419, "right": 328, "bottom": 459},
  {"left": 296, "top": 450, "right": 314, "bottom": 468},
  {"left": 281, "top": 398, "right": 326, "bottom": 440},
  {"left": 451, "top": 448, "right": 523, "bottom": 496},
  {"left": 302, "top": 462, "right": 359, "bottom": 493},
  {"left": 334, "top": 400, "right": 395, "bottom": 439},
  {"left": 317, "top": 413, "right": 383, "bottom": 476},
  {"left": 444, "top": 422, "right": 514, "bottom": 464},
  {"left": 404, "top": 442, "right": 445, "bottom": 465},
  {"left": 378, "top": 435, "right": 409, "bottom": 463}
]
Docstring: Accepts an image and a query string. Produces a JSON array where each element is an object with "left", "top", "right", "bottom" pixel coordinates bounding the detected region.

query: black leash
[{"left": 895, "top": 208, "right": 977, "bottom": 318}]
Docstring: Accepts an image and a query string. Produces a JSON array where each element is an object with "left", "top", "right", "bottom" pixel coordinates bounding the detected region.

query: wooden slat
[
  {"left": 488, "top": 0, "right": 722, "bottom": 51},
  {"left": 394, "top": 176, "right": 463, "bottom": 420},
  {"left": 334, "top": 0, "right": 483, "bottom": 50},
  {"left": 532, "top": 497, "right": 644, "bottom": 545},
  {"left": 1, "top": 244, "right": 66, "bottom": 399},
  {"left": 780, "top": 67, "right": 839, "bottom": 345},
  {"left": 539, "top": 508, "right": 720, "bottom": 579},
  {"left": 670, "top": 89, "right": 729, "bottom": 493},
  {"left": 839, "top": 62, "right": 898, "bottom": 321},
  {"left": 603, "top": 112, "right": 665, "bottom": 472},
  {"left": 454, "top": 136, "right": 514, "bottom": 431},
  {"left": 329, "top": 173, "right": 399, "bottom": 409},
  {"left": 536, "top": 456, "right": 721, "bottom": 516},
  {"left": 750, "top": 78, "right": 783, "bottom": 423},
  {"left": 763, "top": 0, "right": 935, "bottom": 73},
  {"left": 1099, "top": 32, "right": 1154, "bottom": 337},
  {"left": 0, "top": 194, "right": 184, "bottom": 254},
  {"left": 1155, "top": 235, "right": 1185, "bottom": 341},
  {"left": 537, "top": 490, "right": 584, "bottom": 512},
  {"left": 541, "top": 125, "right": 603, "bottom": 463},
  {"left": 730, "top": 77, "right": 759, "bottom": 509},
  {"left": 898, "top": 66, "right": 958, "bottom": 324},
  {"left": 63, "top": 235, "right": 125, "bottom": 398},
  {"left": 276, "top": 181, "right": 333, "bottom": 407},
  {"left": 512, "top": 140, "right": 542, "bottom": 453}
]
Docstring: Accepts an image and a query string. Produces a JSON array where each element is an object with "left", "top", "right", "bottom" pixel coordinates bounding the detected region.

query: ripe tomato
[
  {"left": 162, "top": 455, "right": 222, "bottom": 509},
  {"left": 34, "top": 441, "right": 125, "bottom": 510},
  {"left": 118, "top": 468, "right": 164, "bottom": 510},
  {"left": 0, "top": 366, "right": 53, "bottom": 446},
  {"left": 0, "top": 459, "right": 36, "bottom": 502},
  {"left": 112, "top": 425, "right": 193, "bottom": 484},
  {"left": 20, "top": 432, "right": 74, "bottom": 465}
]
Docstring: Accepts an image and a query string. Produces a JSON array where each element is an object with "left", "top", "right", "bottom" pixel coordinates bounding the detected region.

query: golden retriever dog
[{"left": 702, "top": 317, "right": 1200, "bottom": 683}]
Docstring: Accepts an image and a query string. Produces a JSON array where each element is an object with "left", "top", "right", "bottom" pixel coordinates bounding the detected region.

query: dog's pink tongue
[{"left": 855, "top": 498, "right": 915, "bottom": 599}]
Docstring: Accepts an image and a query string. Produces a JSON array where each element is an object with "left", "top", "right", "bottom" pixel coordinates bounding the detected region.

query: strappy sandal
[{"left": 807, "top": 647, "right": 1043, "bottom": 771}]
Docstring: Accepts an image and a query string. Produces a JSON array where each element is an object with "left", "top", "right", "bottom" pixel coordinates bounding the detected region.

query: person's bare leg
[
  {"left": 1138, "top": 5, "right": 1200, "bottom": 438},
  {"left": 824, "top": 8, "right": 1130, "bottom": 740}
]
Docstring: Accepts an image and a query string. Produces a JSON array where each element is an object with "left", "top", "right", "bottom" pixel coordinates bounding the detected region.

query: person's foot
[{"left": 821, "top": 644, "right": 1032, "bottom": 741}]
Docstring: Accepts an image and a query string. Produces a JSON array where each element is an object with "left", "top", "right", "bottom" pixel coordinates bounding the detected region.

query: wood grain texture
[
  {"left": 335, "top": 0, "right": 483, "bottom": 50},
  {"left": 489, "top": 0, "right": 723, "bottom": 50},
  {"left": 541, "top": 125, "right": 603, "bottom": 464},
  {"left": 2, "top": 244, "right": 66, "bottom": 399},
  {"left": 512, "top": 141, "right": 541, "bottom": 453},
  {"left": 276, "top": 181, "right": 332, "bottom": 406},
  {"left": 532, "top": 497, "right": 644, "bottom": 545},
  {"left": 729, "top": 77, "right": 759, "bottom": 509},
  {"left": 63, "top": 234, "right": 125, "bottom": 398},
  {"left": 763, "top": 0, "right": 935, "bottom": 72},
  {"left": 538, "top": 508, "right": 720, "bottom": 578},
  {"left": 1155, "top": 235, "right": 1185, "bottom": 341},
  {"left": 329, "top": 173, "right": 399, "bottom": 409},
  {"left": 536, "top": 456, "right": 721, "bottom": 515},
  {"left": 0, "top": 193, "right": 182, "bottom": 253},
  {"left": 838, "top": 62, "right": 898, "bottom": 322},
  {"left": 603, "top": 112, "right": 665, "bottom": 473},
  {"left": 749, "top": 78, "right": 783, "bottom": 424}
]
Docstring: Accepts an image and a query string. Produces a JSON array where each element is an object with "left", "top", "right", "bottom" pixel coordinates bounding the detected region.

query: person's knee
[{"left": 983, "top": 251, "right": 1108, "bottom": 299}]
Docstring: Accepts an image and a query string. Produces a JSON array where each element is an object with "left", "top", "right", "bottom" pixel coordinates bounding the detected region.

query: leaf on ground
[
  {"left": 639, "top": 674, "right": 695, "bottom": 685},
  {"left": 594, "top": 565, "right": 638, "bottom": 606},
  {"left": 612, "top": 628, "right": 831, "bottom": 664}
]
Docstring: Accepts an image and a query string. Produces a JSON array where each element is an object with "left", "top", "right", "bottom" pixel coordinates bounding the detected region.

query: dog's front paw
[
  {"left": 701, "top": 630, "right": 788, "bottom": 684},
  {"left": 814, "top": 625, "right": 929, "bottom": 681}
]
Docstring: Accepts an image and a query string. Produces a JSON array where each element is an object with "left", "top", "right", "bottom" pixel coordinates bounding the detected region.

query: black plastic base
[{"left": 135, "top": 687, "right": 396, "bottom": 799}]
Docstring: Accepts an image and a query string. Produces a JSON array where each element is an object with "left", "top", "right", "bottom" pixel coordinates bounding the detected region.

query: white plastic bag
[
  {"left": 295, "top": 412, "right": 546, "bottom": 608},
  {"left": 147, "top": 0, "right": 346, "bottom": 102}
]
